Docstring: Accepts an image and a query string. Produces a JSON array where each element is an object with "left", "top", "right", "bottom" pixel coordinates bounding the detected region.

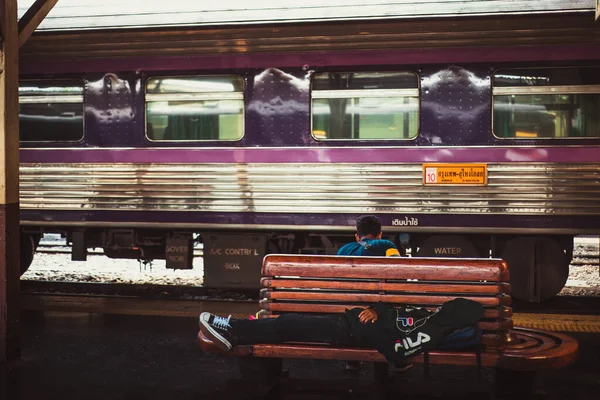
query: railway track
[
  {"left": 20, "top": 280, "right": 257, "bottom": 301},
  {"left": 571, "top": 256, "right": 600, "bottom": 266},
  {"left": 20, "top": 293, "right": 260, "bottom": 320},
  {"left": 20, "top": 281, "right": 259, "bottom": 320}
]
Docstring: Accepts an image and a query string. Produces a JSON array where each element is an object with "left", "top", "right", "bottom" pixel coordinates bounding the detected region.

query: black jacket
[{"left": 344, "top": 298, "right": 484, "bottom": 363}]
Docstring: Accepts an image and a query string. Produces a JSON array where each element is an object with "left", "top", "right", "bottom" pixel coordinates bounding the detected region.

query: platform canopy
[{"left": 17, "top": 0, "right": 597, "bottom": 32}]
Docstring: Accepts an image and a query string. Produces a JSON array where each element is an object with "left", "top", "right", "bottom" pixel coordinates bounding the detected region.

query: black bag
[{"left": 437, "top": 325, "right": 482, "bottom": 350}]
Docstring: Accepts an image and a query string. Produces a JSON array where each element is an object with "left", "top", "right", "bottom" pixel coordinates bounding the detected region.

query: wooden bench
[{"left": 198, "top": 255, "right": 578, "bottom": 393}]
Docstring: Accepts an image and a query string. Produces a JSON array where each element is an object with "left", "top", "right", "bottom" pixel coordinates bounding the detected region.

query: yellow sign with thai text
[{"left": 423, "top": 164, "right": 487, "bottom": 185}]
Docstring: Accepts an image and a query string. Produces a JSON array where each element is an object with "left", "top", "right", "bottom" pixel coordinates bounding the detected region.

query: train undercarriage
[{"left": 20, "top": 227, "right": 575, "bottom": 303}]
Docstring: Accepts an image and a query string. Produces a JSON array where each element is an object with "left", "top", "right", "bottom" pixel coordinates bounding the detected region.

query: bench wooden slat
[
  {"left": 261, "top": 278, "right": 511, "bottom": 294},
  {"left": 505, "top": 337, "right": 556, "bottom": 353},
  {"left": 481, "top": 334, "right": 508, "bottom": 348},
  {"left": 256, "top": 312, "right": 510, "bottom": 332},
  {"left": 239, "top": 330, "right": 576, "bottom": 370},
  {"left": 262, "top": 255, "right": 509, "bottom": 282},
  {"left": 498, "top": 328, "right": 579, "bottom": 370},
  {"left": 259, "top": 302, "right": 512, "bottom": 319},
  {"left": 263, "top": 265, "right": 505, "bottom": 282},
  {"left": 200, "top": 327, "right": 577, "bottom": 371},
  {"left": 479, "top": 319, "right": 513, "bottom": 331},
  {"left": 261, "top": 291, "right": 511, "bottom": 307},
  {"left": 502, "top": 330, "right": 569, "bottom": 355},
  {"left": 249, "top": 344, "right": 501, "bottom": 367}
]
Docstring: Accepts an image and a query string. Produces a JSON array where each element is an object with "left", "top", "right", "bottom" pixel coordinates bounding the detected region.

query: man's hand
[{"left": 358, "top": 308, "right": 378, "bottom": 324}]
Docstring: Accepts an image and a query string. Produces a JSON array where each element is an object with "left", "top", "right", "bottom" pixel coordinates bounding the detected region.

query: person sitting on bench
[
  {"left": 337, "top": 215, "right": 400, "bottom": 257},
  {"left": 336, "top": 214, "right": 400, "bottom": 371},
  {"left": 199, "top": 298, "right": 484, "bottom": 364}
]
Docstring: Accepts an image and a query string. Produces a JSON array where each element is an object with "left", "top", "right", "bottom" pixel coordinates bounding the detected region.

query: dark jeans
[{"left": 230, "top": 314, "right": 354, "bottom": 346}]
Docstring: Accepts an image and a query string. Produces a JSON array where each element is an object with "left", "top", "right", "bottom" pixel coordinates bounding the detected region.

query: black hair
[{"left": 356, "top": 215, "right": 382, "bottom": 237}]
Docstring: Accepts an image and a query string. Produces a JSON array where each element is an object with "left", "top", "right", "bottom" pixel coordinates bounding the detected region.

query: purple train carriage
[{"left": 16, "top": 0, "right": 600, "bottom": 301}]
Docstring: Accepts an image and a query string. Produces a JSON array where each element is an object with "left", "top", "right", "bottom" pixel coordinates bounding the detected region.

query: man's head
[{"left": 355, "top": 215, "right": 382, "bottom": 239}]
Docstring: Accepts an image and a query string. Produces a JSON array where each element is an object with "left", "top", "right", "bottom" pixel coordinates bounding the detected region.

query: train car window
[
  {"left": 145, "top": 75, "right": 244, "bottom": 141},
  {"left": 311, "top": 72, "right": 418, "bottom": 140},
  {"left": 493, "top": 67, "right": 600, "bottom": 139},
  {"left": 19, "top": 80, "right": 84, "bottom": 142}
]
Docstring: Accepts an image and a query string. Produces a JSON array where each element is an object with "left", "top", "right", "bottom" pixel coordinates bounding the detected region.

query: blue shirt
[{"left": 337, "top": 238, "right": 400, "bottom": 257}]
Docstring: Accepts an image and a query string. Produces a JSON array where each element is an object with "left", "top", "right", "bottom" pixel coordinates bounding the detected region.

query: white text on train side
[
  {"left": 392, "top": 217, "right": 419, "bottom": 226},
  {"left": 166, "top": 246, "right": 188, "bottom": 253},
  {"left": 434, "top": 247, "right": 462, "bottom": 255},
  {"left": 209, "top": 248, "right": 260, "bottom": 256}
]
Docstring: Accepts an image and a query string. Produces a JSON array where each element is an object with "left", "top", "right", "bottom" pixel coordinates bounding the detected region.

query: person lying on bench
[{"left": 199, "top": 298, "right": 484, "bottom": 364}]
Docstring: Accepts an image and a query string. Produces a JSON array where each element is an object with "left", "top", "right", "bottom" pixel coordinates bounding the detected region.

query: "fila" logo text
[{"left": 394, "top": 332, "right": 431, "bottom": 352}]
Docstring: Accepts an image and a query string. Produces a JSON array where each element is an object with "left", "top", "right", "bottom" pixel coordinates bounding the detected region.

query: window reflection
[
  {"left": 311, "top": 72, "right": 419, "bottom": 140},
  {"left": 146, "top": 75, "right": 244, "bottom": 142},
  {"left": 493, "top": 68, "right": 600, "bottom": 139},
  {"left": 19, "top": 80, "right": 84, "bottom": 142},
  {"left": 146, "top": 76, "right": 243, "bottom": 94}
]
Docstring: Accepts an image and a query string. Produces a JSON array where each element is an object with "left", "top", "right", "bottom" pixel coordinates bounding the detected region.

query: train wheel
[
  {"left": 20, "top": 234, "right": 38, "bottom": 275},
  {"left": 415, "top": 235, "right": 483, "bottom": 258},
  {"left": 499, "top": 237, "right": 569, "bottom": 302}
]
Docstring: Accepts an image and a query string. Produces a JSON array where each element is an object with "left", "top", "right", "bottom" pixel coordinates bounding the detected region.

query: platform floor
[{"left": 1, "top": 311, "right": 599, "bottom": 400}]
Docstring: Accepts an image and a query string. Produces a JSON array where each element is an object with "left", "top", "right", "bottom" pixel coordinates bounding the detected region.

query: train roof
[{"left": 18, "top": 0, "right": 597, "bottom": 32}]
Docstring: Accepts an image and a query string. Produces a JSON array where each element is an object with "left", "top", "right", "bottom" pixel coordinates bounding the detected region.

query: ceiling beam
[{"left": 18, "top": 0, "right": 59, "bottom": 47}]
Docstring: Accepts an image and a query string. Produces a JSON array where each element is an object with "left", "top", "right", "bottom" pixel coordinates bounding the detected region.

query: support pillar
[{"left": 0, "top": 0, "right": 21, "bottom": 365}]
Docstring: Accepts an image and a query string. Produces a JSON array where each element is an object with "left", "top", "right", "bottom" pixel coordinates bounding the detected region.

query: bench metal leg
[{"left": 494, "top": 368, "right": 537, "bottom": 399}]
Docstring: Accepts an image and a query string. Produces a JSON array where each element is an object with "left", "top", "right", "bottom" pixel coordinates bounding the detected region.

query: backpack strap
[
  {"left": 357, "top": 240, "right": 373, "bottom": 254},
  {"left": 357, "top": 240, "right": 372, "bottom": 249}
]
